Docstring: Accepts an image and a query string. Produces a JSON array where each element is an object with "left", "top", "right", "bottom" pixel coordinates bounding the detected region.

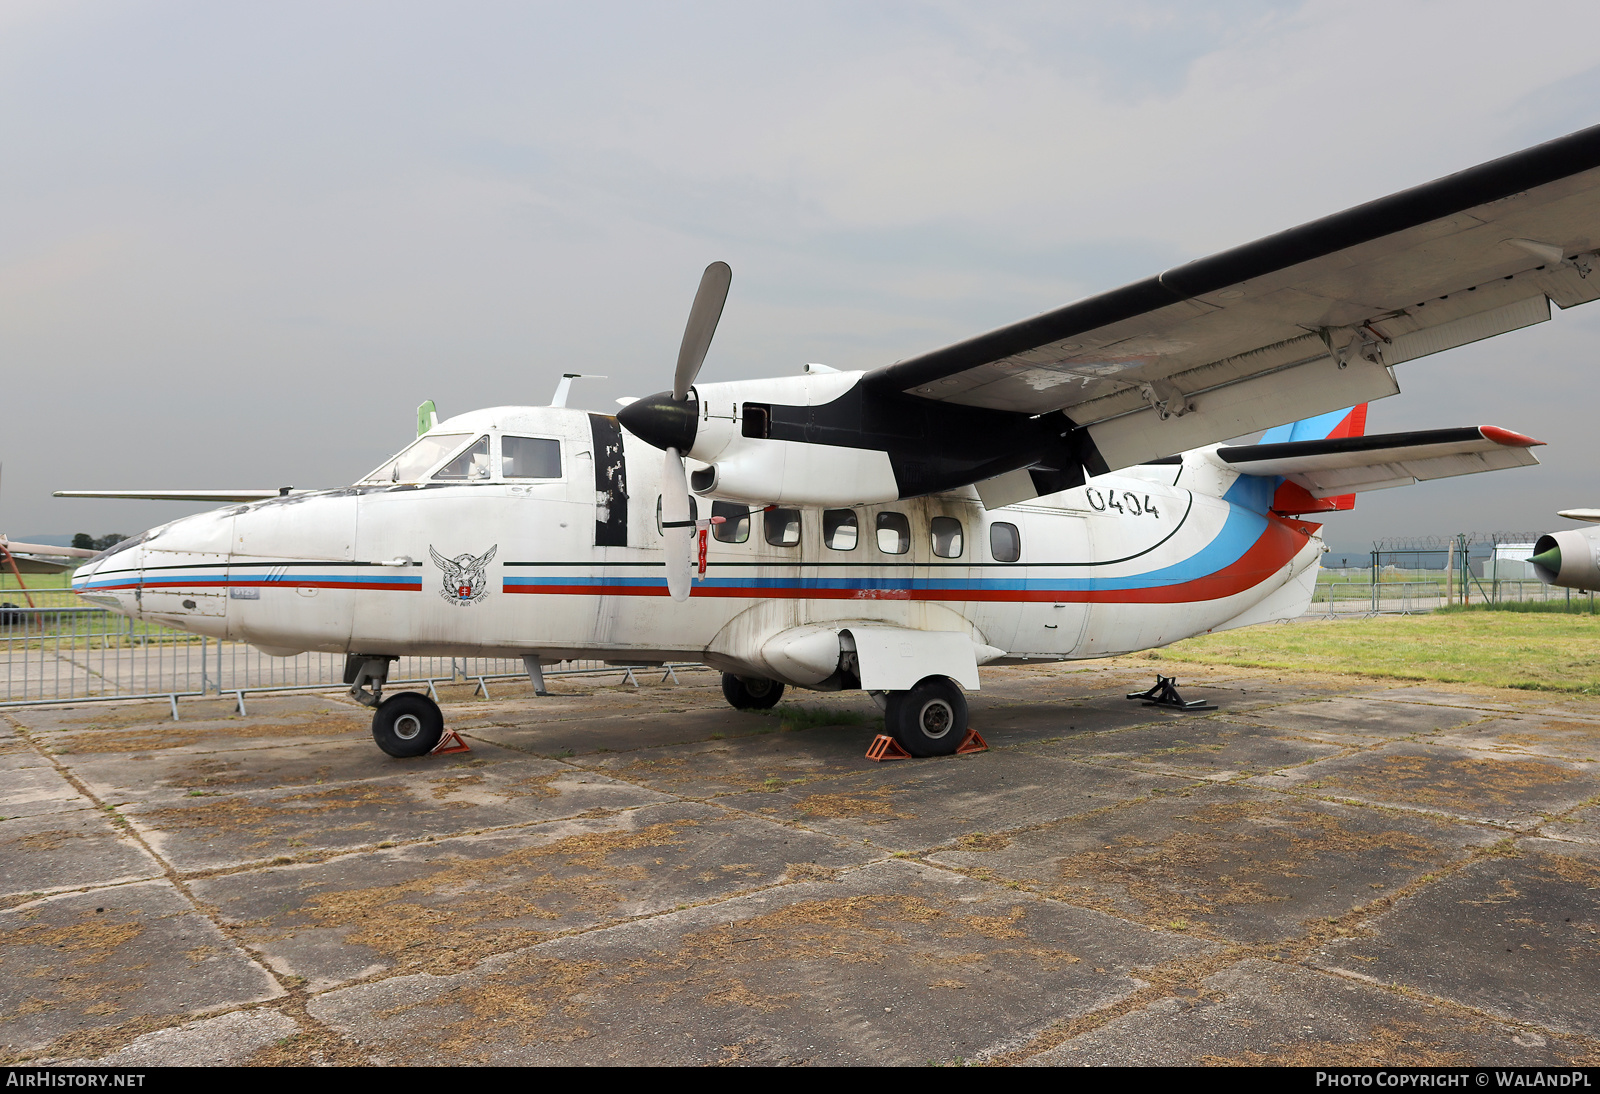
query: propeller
[{"left": 659, "top": 262, "right": 731, "bottom": 600}]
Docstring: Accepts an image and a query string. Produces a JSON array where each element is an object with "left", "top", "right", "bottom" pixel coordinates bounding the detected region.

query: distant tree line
[{"left": 72, "top": 533, "right": 127, "bottom": 551}]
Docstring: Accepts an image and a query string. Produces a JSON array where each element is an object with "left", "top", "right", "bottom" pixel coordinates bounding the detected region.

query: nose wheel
[{"left": 371, "top": 691, "right": 445, "bottom": 757}]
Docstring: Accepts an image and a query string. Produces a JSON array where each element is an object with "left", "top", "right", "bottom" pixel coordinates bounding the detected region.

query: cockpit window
[
  {"left": 434, "top": 435, "right": 492, "bottom": 481},
  {"left": 368, "top": 433, "right": 472, "bottom": 483},
  {"left": 502, "top": 435, "right": 562, "bottom": 479}
]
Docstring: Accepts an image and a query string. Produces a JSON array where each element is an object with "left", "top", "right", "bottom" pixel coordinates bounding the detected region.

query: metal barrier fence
[
  {"left": 1, "top": 605, "right": 710, "bottom": 717},
  {"left": 1309, "top": 577, "right": 1580, "bottom": 616}
]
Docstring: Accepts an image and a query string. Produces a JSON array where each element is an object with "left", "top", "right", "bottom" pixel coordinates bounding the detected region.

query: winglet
[{"left": 417, "top": 400, "right": 439, "bottom": 438}]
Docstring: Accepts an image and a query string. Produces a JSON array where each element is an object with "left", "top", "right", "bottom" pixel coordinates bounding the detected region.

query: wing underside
[{"left": 867, "top": 124, "right": 1600, "bottom": 472}]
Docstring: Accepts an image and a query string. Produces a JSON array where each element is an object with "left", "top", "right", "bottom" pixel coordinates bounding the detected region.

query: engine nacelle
[
  {"left": 1530, "top": 527, "right": 1600, "bottom": 591},
  {"left": 615, "top": 366, "right": 1075, "bottom": 506}
]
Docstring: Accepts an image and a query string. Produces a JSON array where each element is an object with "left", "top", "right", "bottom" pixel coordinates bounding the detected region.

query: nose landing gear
[{"left": 344, "top": 653, "right": 447, "bottom": 758}]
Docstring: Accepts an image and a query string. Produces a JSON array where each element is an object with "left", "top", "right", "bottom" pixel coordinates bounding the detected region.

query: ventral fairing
[{"left": 64, "top": 122, "right": 1600, "bottom": 758}]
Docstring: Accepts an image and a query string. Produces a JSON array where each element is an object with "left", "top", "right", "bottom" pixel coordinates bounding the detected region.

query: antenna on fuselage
[{"left": 549, "top": 374, "right": 608, "bottom": 409}]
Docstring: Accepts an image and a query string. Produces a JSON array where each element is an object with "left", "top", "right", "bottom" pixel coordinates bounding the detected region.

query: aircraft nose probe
[{"left": 618, "top": 261, "right": 731, "bottom": 601}]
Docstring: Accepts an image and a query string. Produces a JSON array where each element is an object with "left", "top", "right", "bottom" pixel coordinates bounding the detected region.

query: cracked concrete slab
[
  {"left": 1247, "top": 744, "right": 1600, "bottom": 828},
  {"left": 1435, "top": 714, "right": 1600, "bottom": 764},
  {"left": 1235, "top": 696, "right": 1490, "bottom": 742},
  {"left": 191, "top": 801, "right": 877, "bottom": 991},
  {"left": 117, "top": 760, "right": 675, "bottom": 872},
  {"left": 928, "top": 783, "right": 1502, "bottom": 943},
  {"left": 307, "top": 859, "right": 1212, "bottom": 1065},
  {"left": 719, "top": 749, "right": 1186, "bottom": 850},
  {"left": 1036, "top": 716, "right": 1344, "bottom": 781},
  {"left": 1028, "top": 958, "right": 1594, "bottom": 1066},
  {"left": 0, "top": 765, "right": 92, "bottom": 819},
  {"left": 1541, "top": 804, "right": 1600, "bottom": 845},
  {"left": 0, "top": 880, "right": 282, "bottom": 1055},
  {"left": 0, "top": 810, "right": 163, "bottom": 900},
  {"left": 1315, "top": 839, "right": 1600, "bottom": 1038},
  {"left": 57, "top": 1007, "right": 300, "bottom": 1066}
]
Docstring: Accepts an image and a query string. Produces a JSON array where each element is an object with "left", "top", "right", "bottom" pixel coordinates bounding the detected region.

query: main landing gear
[
  {"left": 346, "top": 654, "right": 445, "bottom": 758},
  {"left": 718, "top": 671, "right": 970, "bottom": 758},
  {"left": 721, "top": 673, "right": 785, "bottom": 710},
  {"left": 883, "top": 676, "right": 968, "bottom": 757}
]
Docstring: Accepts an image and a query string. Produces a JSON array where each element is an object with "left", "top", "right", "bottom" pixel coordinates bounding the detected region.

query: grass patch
[
  {"left": 1162, "top": 612, "right": 1600, "bottom": 693},
  {"left": 763, "top": 704, "right": 873, "bottom": 732},
  {"left": 1436, "top": 598, "right": 1599, "bottom": 614}
]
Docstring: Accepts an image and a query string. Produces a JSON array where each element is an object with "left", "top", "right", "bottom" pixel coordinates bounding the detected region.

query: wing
[
  {"left": 865, "top": 124, "right": 1600, "bottom": 471},
  {"left": 0, "top": 539, "right": 98, "bottom": 558},
  {"left": 1217, "top": 425, "right": 1542, "bottom": 498},
  {"left": 53, "top": 490, "right": 302, "bottom": 502}
]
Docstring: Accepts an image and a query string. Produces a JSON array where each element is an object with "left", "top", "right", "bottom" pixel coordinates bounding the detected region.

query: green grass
[
  {"left": 1162, "top": 611, "right": 1600, "bottom": 693},
  {"left": 762, "top": 703, "right": 875, "bottom": 732},
  {"left": 1436, "top": 598, "right": 1599, "bottom": 614}
]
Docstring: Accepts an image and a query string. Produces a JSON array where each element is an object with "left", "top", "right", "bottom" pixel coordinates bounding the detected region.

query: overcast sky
[{"left": 5, "top": 0, "right": 1600, "bottom": 551}]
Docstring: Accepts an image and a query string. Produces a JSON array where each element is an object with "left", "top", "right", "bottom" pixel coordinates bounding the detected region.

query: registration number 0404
[{"left": 1085, "top": 488, "right": 1160, "bottom": 518}]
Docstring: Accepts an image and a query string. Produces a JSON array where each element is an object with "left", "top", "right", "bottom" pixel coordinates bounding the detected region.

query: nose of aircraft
[{"left": 70, "top": 533, "right": 146, "bottom": 614}]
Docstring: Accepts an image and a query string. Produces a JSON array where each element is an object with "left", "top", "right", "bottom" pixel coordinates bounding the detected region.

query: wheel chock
[
  {"left": 431, "top": 729, "right": 471, "bottom": 755},
  {"left": 865, "top": 734, "right": 912, "bottom": 761},
  {"left": 955, "top": 728, "right": 989, "bottom": 754}
]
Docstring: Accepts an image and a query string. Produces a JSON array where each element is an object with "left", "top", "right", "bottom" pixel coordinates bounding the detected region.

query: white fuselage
[{"left": 71, "top": 405, "right": 1324, "bottom": 688}]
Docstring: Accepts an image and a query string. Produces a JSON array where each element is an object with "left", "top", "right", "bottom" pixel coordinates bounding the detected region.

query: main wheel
[
  {"left": 884, "top": 676, "right": 968, "bottom": 757},
  {"left": 721, "top": 673, "right": 785, "bottom": 710},
  {"left": 371, "top": 691, "right": 444, "bottom": 757}
]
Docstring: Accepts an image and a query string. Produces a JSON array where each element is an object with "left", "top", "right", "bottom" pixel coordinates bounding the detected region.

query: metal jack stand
[{"left": 1127, "top": 674, "right": 1216, "bottom": 711}]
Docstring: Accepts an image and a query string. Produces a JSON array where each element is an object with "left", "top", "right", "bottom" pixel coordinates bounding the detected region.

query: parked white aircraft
[
  {"left": 1529, "top": 510, "right": 1600, "bottom": 591},
  {"left": 61, "top": 122, "right": 1600, "bottom": 757}
]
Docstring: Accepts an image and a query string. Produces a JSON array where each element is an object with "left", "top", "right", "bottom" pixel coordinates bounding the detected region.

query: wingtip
[{"left": 1479, "top": 426, "right": 1544, "bottom": 447}]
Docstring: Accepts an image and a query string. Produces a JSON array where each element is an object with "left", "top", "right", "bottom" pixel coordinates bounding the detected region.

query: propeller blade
[
  {"left": 673, "top": 261, "right": 731, "bottom": 401},
  {"left": 661, "top": 447, "right": 693, "bottom": 601}
]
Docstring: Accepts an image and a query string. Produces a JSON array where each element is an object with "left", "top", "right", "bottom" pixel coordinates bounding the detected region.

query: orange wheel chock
[
  {"left": 431, "top": 729, "right": 471, "bottom": 756},
  {"left": 955, "top": 728, "right": 989, "bottom": 755},
  {"left": 865, "top": 734, "right": 912, "bottom": 761}
]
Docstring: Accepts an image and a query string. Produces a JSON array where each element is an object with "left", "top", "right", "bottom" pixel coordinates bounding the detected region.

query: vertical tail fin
[
  {"left": 1258, "top": 403, "right": 1368, "bottom": 446},
  {"left": 1259, "top": 404, "right": 1368, "bottom": 515}
]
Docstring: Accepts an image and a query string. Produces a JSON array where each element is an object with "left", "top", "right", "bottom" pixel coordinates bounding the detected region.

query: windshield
[{"left": 365, "top": 433, "right": 471, "bottom": 483}]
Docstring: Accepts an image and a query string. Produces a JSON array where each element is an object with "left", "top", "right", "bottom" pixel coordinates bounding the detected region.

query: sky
[{"left": 4, "top": 0, "right": 1600, "bottom": 553}]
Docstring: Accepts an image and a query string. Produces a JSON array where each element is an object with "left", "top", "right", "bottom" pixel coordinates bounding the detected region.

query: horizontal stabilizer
[
  {"left": 1218, "top": 426, "right": 1541, "bottom": 498},
  {"left": 1557, "top": 508, "right": 1600, "bottom": 524},
  {"left": 53, "top": 489, "right": 305, "bottom": 502}
]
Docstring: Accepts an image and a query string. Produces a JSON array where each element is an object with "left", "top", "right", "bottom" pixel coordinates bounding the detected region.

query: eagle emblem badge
[{"left": 428, "top": 544, "right": 498, "bottom": 606}]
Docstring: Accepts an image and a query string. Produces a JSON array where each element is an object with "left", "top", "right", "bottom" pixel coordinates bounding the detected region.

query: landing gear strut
[
  {"left": 884, "top": 675, "right": 968, "bottom": 757},
  {"left": 721, "top": 673, "right": 785, "bottom": 710},
  {"left": 344, "top": 654, "right": 447, "bottom": 757}
]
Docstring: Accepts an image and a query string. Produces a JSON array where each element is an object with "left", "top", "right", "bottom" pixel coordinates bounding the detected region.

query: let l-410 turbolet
[{"left": 64, "top": 120, "right": 1600, "bottom": 757}]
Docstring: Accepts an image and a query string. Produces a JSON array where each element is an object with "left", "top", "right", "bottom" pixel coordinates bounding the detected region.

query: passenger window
[
  {"left": 655, "top": 495, "right": 699, "bottom": 535},
  {"left": 502, "top": 435, "right": 562, "bottom": 479},
  {"left": 434, "top": 436, "right": 491, "bottom": 481},
  {"left": 876, "top": 512, "right": 910, "bottom": 555},
  {"left": 989, "top": 521, "right": 1021, "bottom": 563},
  {"left": 764, "top": 508, "right": 801, "bottom": 547},
  {"left": 931, "top": 516, "right": 964, "bottom": 558},
  {"left": 711, "top": 501, "right": 750, "bottom": 544},
  {"left": 823, "top": 510, "right": 858, "bottom": 551}
]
